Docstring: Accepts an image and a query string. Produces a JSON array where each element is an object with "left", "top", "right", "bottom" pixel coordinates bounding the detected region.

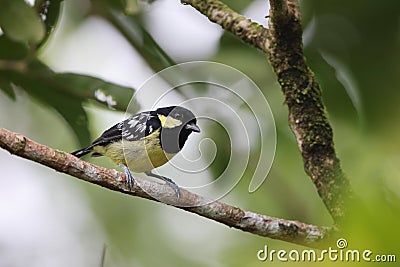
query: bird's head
[{"left": 156, "top": 106, "right": 200, "bottom": 153}]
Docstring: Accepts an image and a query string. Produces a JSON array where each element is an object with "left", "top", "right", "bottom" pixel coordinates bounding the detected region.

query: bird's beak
[{"left": 185, "top": 122, "right": 200, "bottom": 133}]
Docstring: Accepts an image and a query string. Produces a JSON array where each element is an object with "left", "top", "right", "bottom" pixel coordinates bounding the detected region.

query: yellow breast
[{"left": 93, "top": 129, "right": 176, "bottom": 173}]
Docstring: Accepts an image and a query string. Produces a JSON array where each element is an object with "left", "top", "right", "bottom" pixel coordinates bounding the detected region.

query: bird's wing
[
  {"left": 71, "top": 111, "right": 161, "bottom": 157},
  {"left": 91, "top": 111, "right": 160, "bottom": 146}
]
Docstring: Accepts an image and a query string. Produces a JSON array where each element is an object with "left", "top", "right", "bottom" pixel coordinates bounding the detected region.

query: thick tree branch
[
  {"left": 181, "top": 0, "right": 353, "bottom": 223},
  {"left": 0, "top": 128, "right": 334, "bottom": 248},
  {"left": 181, "top": 0, "right": 270, "bottom": 52},
  {"left": 269, "top": 0, "right": 289, "bottom": 21},
  {"left": 267, "top": 0, "right": 353, "bottom": 223}
]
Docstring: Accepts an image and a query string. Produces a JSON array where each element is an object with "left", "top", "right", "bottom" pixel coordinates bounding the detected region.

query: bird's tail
[{"left": 71, "top": 147, "right": 93, "bottom": 158}]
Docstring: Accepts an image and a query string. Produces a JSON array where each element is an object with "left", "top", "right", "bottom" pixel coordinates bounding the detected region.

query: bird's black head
[{"left": 156, "top": 106, "right": 200, "bottom": 153}]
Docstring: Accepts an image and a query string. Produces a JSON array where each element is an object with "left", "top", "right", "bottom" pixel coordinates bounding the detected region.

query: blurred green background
[{"left": 0, "top": 0, "right": 399, "bottom": 266}]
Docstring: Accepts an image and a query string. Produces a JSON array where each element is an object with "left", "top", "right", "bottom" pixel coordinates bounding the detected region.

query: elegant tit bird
[{"left": 71, "top": 106, "right": 200, "bottom": 198}]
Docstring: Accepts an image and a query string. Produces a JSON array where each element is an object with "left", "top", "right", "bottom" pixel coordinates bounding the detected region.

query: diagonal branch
[
  {"left": 0, "top": 127, "right": 334, "bottom": 248},
  {"left": 181, "top": 0, "right": 270, "bottom": 52},
  {"left": 180, "top": 0, "right": 353, "bottom": 223},
  {"left": 267, "top": 0, "right": 353, "bottom": 223}
]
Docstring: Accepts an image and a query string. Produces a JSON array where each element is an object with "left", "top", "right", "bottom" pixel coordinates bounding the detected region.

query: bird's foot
[
  {"left": 146, "top": 171, "right": 180, "bottom": 199},
  {"left": 162, "top": 176, "right": 180, "bottom": 200},
  {"left": 119, "top": 163, "right": 135, "bottom": 190}
]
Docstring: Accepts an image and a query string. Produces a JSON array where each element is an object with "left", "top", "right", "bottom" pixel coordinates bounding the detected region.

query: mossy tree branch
[
  {"left": 267, "top": 0, "right": 352, "bottom": 223},
  {"left": 0, "top": 127, "right": 334, "bottom": 248},
  {"left": 181, "top": 0, "right": 353, "bottom": 223},
  {"left": 181, "top": 0, "right": 270, "bottom": 52}
]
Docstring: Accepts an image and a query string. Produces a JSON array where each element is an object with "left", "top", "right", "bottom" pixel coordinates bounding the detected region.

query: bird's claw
[
  {"left": 146, "top": 171, "right": 180, "bottom": 200},
  {"left": 163, "top": 177, "right": 181, "bottom": 200},
  {"left": 119, "top": 163, "right": 135, "bottom": 190}
]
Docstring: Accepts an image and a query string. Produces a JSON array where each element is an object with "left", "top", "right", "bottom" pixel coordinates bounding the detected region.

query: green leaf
[
  {"left": 35, "top": 0, "right": 64, "bottom": 34},
  {"left": 27, "top": 61, "right": 137, "bottom": 112},
  {"left": 0, "top": 60, "right": 138, "bottom": 145},
  {"left": 304, "top": 48, "right": 358, "bottom": 122},
  {"left": 0, "top": 0, "right": 45, "bottom": 44},
  {"left": 124, "top": 0, "right": 141, "bottom": 15},
  {"left": 140, "top": 22, "right": 175, "bottom": 69},
  {"left": 34, "top": 0, "right": 64, "bottom": 49},
  {"left": 93, "top": 1, "right": 175, "bottom": 72},
  {"left": 0, "top": 36, "right": 29, "bottom": 60},
  {"left": 54, "top": 73, "right": 137, "bottom": 112},
  {"left": 28, "top": 84, "right": 91, "bottom": 146},
  {"left": 0, "top": 67, "right": 90, "bottom": 145},
  {"left": 0, "top": 80, "right": 16, "bottom": 100}
]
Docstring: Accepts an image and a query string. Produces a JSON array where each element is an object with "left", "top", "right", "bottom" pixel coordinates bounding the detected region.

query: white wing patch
[{"left": 119, "top": 112, "right": 156, "bottom": 141}]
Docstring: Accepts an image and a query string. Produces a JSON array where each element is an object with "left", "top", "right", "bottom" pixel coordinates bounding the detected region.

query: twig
[
  {"left": 0, "top": 128, "right": 333, "bottom": 248},
  {"left": 181, "top": 0, "right": 270, "bottom": 52}
]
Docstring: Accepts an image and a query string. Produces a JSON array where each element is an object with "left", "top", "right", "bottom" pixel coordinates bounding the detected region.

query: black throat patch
[{"left": 159, "top": 126, "right": 193, "bottom": 154}]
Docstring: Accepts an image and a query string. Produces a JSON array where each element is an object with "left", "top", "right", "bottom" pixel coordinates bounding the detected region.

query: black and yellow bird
[{"left": 71, "top": 106, "right": 200, "bottom": 197}]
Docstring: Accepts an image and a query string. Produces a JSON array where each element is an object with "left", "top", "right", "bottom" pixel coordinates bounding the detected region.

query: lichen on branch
[
  {"left": 181, "top": 0, "right": 270, "bottom": 52},
  {"left": 267, "top": 0, "right": 352, "bottom": 222},
  {"left": 0, "top": 127, "right": 333, "bottom": 248},
  {"left": 181, "top": 0, "right": 353, "bottom": 223}
]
